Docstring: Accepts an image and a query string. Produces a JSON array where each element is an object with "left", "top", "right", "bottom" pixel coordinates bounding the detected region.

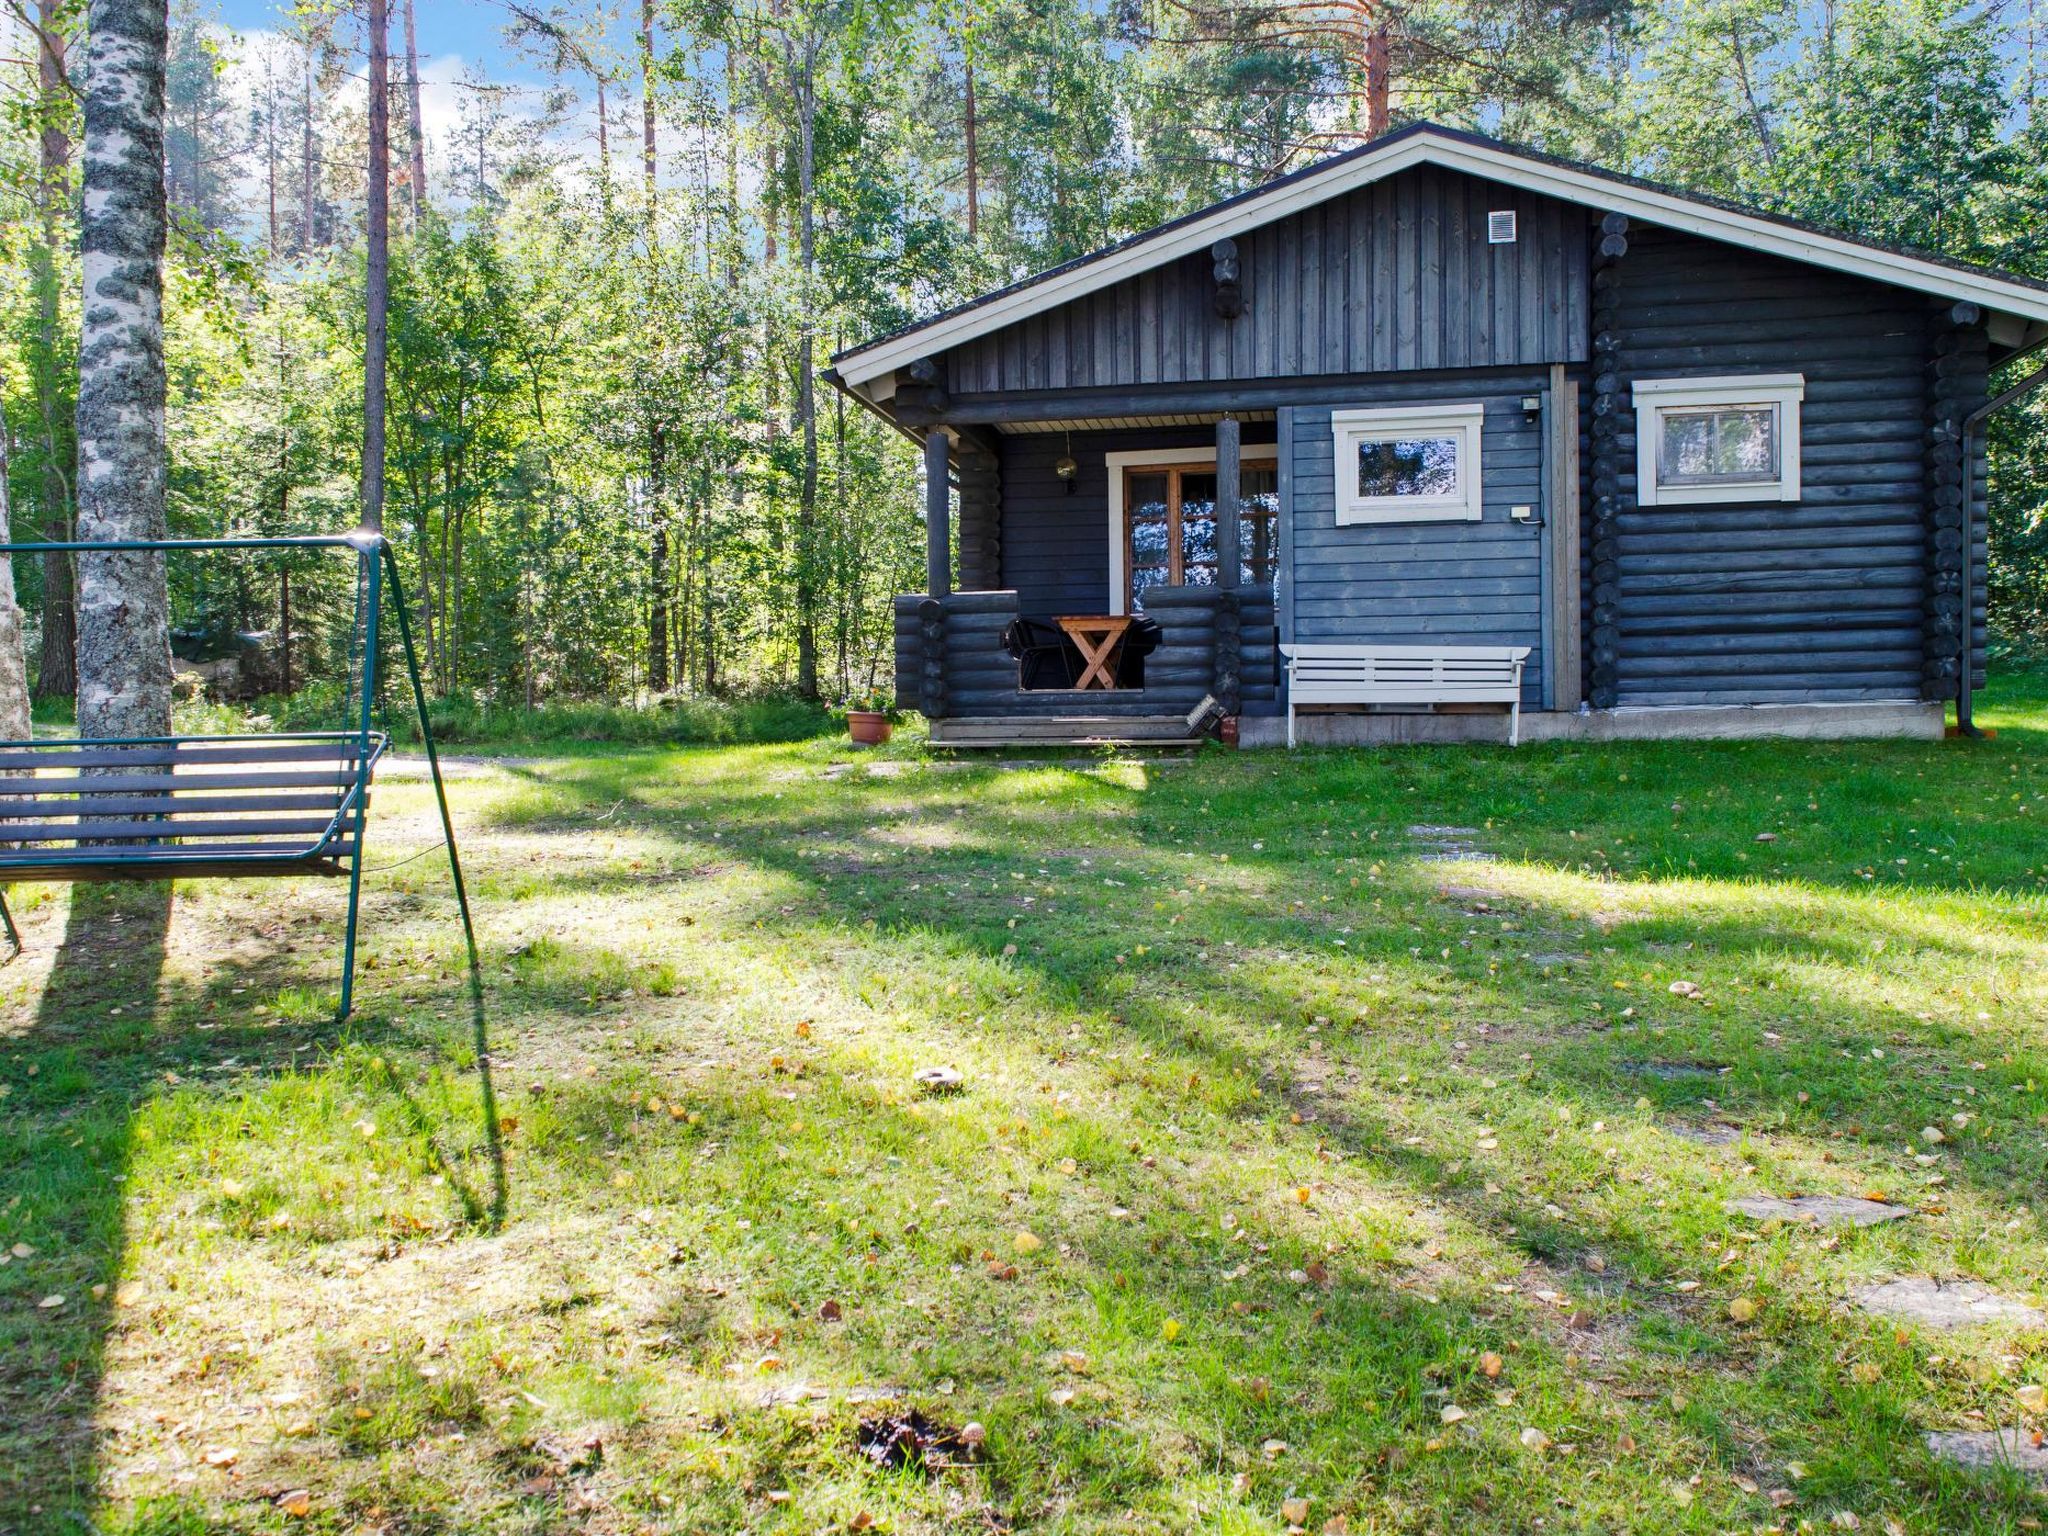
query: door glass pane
[
  {"left": 1240, "top": 466, "right": 1279, "bottom": 585},
  {"left": 1659, "top": 405, "right": 1776, "bottom": 485},
  {"left": 1358, "top": 436, "right": 1459, "bottom": 497},
  {"left": 1179, "top": 471, "right": 1218, "bottom": 587},
  {"left": 1127, "top": 471, "right": 1170, "bottom": 610}
]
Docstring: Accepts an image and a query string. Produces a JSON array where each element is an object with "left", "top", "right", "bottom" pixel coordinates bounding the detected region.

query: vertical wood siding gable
[{"left": 938, "top": 167, "right": 1588, "bottom": 391}]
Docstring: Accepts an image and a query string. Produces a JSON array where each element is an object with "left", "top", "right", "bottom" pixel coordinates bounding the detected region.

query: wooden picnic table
[{"left": 1056, "top": 614, "right": 1132, "bottom": 691}]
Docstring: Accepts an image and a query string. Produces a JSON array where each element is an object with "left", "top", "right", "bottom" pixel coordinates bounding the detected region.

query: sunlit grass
[{"left": 3, "top": 682, "right": 2047, "bottom": 1532}]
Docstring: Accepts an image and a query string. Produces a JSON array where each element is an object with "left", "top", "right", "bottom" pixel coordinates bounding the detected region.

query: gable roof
[{"left": 832, "top": 122, "right": 2048, "bottom": 392}]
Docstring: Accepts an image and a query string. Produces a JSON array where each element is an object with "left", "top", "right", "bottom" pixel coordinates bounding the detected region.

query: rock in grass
[
  {"left": 1925, "top": 1429, "right": 2048, "bottom": 1488},
  {"left": 913, "top": 1065, "right": 964, "bottom": 1093},
  {"left": 1725, "top": 1194, "right": 1911, "bottom": 1228},
  {"left": 1855, "top": 1278, "right": 2045, "bottom": 1331}
]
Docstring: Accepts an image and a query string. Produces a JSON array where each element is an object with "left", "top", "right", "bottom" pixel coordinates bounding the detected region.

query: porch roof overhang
[{"left": 832, "top": 123, "right": 2048, "bottom": 396}]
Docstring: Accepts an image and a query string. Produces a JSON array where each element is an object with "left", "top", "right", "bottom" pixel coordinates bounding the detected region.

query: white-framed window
[
  {"left": 1330, "top": 403, "right": 1485, "bottom": 525},
  {"left": 1633, "top": 374, "right": 1804, "bottom": 507}
]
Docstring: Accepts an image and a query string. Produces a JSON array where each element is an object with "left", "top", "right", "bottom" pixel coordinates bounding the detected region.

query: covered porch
[{"left": 891, "top": 410, "right": 1282, "bottom": 744}]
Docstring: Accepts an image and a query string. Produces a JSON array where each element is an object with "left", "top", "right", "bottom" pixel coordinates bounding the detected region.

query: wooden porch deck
[{"left": 926, "top": 714, "right": 1208, "bottom": 749}]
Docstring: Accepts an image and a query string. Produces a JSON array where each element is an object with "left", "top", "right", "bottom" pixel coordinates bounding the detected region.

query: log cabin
[{"left": 825, "top": 124, "right": 2048, "bottom": 748}]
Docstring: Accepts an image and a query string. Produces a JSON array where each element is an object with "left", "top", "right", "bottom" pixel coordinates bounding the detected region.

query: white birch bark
[
  {"left": 75, "top": 0, "right": 173, "bottom": 742},
  {"left": 0, "top": 431, "right": 35, "bottom": 742}
]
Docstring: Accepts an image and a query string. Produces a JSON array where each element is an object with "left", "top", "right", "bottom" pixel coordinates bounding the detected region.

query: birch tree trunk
[
  {"left": 0, "top": 432, "right": 35, "bottom": 742},
  {"left": 792, "top": 28, "right": 820, "bottom": 701},
  {"left": 33, "top": 0, "right": 77, "bottom": 701},
  {"left": 365, "top": 0, "right": 389, "bottom": 533},
  {"left": 75, "top": 0, "right": 172, "bottom": 743},
  {"left": 640, "top": 0, "right": 669, "bottom": 692}
]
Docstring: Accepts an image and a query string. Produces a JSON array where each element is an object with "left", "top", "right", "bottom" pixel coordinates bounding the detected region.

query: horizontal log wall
[
  {"left": 945, "top": 167, "right": 1589, "bottom": 393},
  {"left": 1284, "top": 371, "right": 1552, "bottom": 706},
  {"left": 1604, "top": 227, "right": 1948, "bottom": 707}
]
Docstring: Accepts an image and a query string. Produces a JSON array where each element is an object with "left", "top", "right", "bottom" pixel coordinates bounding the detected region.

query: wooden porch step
[{"left": 930, "top": 715, "right": 1204, "bottom": 749}]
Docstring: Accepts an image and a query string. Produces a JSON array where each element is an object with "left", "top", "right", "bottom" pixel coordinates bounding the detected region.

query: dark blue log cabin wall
[
  {"left": 1588, "top": 223, "right": 1985, "bottom": 708},
  {"left": 916, "top": 157, "right": 1991, "bottom": 719}
]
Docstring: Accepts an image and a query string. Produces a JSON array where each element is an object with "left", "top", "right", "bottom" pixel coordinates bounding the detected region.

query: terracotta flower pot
[{"left": 847, "top": 711, "right": 892, "bottom": 746}]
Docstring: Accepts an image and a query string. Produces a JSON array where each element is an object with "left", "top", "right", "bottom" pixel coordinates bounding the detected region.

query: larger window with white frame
[
  {"left": 1633, "top": 374, "right": 1804, "bottom": 507},
  {"left": 1331, "top": 403, "right": 1485, "bottom": 524}
]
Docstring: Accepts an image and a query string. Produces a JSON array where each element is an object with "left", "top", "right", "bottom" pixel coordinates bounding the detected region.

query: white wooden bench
[{"left": 1280, "top": 644, "right": 1532, "bottom": 747}]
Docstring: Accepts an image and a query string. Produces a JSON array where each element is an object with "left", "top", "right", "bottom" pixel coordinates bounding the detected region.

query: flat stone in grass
[
  {"left": 1665, "top": 1122, "right": 1743, "bottom": 1147},
  {"left": 1856, "top": 1277, "right": 2045, "bottom": 1331},
  {"left": 1926, "top": 1429, "right": 2048, "bottom": 1488},
  {"left": 1725, "top": 1194, "right": 1912, "bottom": 1227},
  {"left": 1629, "top": 1061, "right": 1730, "bottom": 1082}
]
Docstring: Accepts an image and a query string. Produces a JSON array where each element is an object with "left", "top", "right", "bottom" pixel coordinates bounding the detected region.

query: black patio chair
[
  {"left": 1002, "top": 616, "right": 1081, "bottom": 690},
  {"left": 1116, "top": 614, "right": 1165, "bottom": 688}
]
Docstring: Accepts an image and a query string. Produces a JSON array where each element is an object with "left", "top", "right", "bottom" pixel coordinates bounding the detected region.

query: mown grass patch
[{"left": 3, "top": 680, "right": 2046, "bottom": 1533}]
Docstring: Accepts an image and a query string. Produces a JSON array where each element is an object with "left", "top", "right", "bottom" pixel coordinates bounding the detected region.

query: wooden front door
[{"left": 1123, "top": 459, "right": 1279, "bottom": 611}]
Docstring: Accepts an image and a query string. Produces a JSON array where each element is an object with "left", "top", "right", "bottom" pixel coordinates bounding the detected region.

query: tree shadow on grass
[
  {"left": 488, "top": 748, "right": 2048, "bottom": 1523},
  {"left": 0, "top": 864, "right": 506, "bottom": 1532},
  {"left": 0, "top": 882, "right": 172, "bottom": 1530}
]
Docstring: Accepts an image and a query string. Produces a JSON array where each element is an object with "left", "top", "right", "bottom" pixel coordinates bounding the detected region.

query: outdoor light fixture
[{"left": 1055, "top": 431, "right": 1078, "bottom": 493}]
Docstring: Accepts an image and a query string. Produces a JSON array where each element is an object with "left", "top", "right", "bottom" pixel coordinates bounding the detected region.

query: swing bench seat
[
  {"left": 0, "top": 732, "right": 385, "bottom": 884},
  {"left": 0, "top": 530, "right": 475, "bottom": 1021}
]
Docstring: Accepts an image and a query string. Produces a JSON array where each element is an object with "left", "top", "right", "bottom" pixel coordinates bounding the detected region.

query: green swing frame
[{"left": 0, "top": 532, "right": 476, "bottom": 1020}]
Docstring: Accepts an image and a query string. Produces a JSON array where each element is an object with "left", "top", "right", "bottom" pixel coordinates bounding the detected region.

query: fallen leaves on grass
[{"left": 855, "top": 1409, "right": 979, "bottom": 1474}]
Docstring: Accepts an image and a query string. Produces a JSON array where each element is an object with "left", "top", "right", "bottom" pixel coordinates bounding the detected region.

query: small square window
[
  {"left": 1331, "top": 404, "right": 1485, "bottom": 524},
  {"left": 1633, "top": 375, "right": 1803, "bottom": 506}
]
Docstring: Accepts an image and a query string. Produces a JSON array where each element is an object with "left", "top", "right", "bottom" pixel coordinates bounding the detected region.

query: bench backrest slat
[
  {"left": 0, "top": 733, "right": 384, "bottom": 871},
  {"left": 0, "top": 769, "right": 365, "bottom": 797},
  {"left": 0, "top": 792, "right": 359, "bottom": 820},
  {"left": 0, "top": 816, "right": 350, "bottom": 845},
  {"left": 0, "top": 740, "right": 372, "bottom": 773}
]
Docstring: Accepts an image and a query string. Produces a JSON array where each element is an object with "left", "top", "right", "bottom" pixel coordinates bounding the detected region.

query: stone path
[
  {"left": 1665, "top": 1122, "right": 1743, "bottom": 1148},
  {"left": 1925, "top": 1429, "right": 2048, "bottom": 1488},
  {"left": 1408, "top": 825, "right": 1495, "bottom": 862},
  {"left": 1725, "top": 1194, "right": 1912, "bottom": 1227},
  {"left": 1855, "top": 1277, "right": 2045, "bottom": 1330}
]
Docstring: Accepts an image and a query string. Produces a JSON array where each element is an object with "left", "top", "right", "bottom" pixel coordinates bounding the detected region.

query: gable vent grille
[{"left": 1487, "top": 210, "right": 1518, "bottom": 244}]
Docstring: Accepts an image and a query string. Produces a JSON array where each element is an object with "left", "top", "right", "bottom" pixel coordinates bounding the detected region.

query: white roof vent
[{"left": 1488, "top": 209, "right": 1518, "bottom": 244}]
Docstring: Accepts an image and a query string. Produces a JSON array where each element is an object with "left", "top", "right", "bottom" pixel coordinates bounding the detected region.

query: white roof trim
[{"left": 836, "top": 129, "right": 2048, "bottom": 390}]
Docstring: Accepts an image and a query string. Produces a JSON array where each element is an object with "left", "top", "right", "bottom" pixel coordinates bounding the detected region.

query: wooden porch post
[
  {"left": 1215, "top": 415, "right": 1240, "bottom": 589},
  {"left": 924, "top": 428, "right": 952, "bottom": 598}
]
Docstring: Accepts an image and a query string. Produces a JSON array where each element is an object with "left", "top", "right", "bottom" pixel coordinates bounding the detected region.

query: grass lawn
[{"left": 5, "top": 678, "right": 2048, "bottom": 1535}]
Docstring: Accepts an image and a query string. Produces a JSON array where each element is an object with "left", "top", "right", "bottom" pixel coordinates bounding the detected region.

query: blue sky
[{"left": 209, "top": 0, "right": 553, "bottom": 83}]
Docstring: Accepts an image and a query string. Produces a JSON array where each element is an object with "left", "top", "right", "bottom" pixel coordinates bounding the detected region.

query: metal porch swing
[{"left": 0, "top": 532, "right": 475, "bottom": 1020}]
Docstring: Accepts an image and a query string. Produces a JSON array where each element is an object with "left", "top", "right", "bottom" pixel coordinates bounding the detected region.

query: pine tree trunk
[
  {"left": 0, "top": 432, "right": 34, "bottom": 742},
  {"left": 300, "top": 50, "right": 316, "bottom": 251},
  {"left": 1363, "top": 19, "right": 1391, "bottom": 137},
  {"left": 365, "top": 0, "right": 389, "bottom": 534},
  {"left": 402, "top": 0, "right": 426, "bottom": 221},
  {"left": 33, "top": 0, "right": 76, "bottom": 701},
  {"left": 963, "top": 52, "right": 978, "bottom": 240},
  {"left": 76, "top": 0, "right": 173, "bottom": 742}
]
